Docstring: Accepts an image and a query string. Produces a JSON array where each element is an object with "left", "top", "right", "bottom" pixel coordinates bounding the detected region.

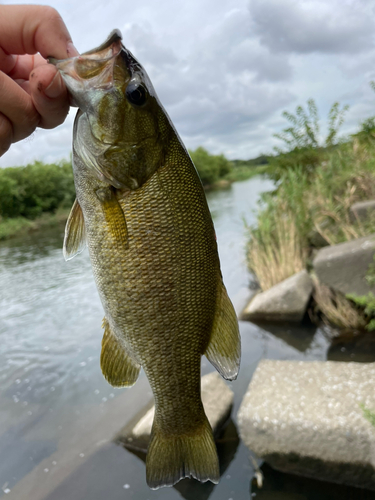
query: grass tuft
[
  {"left": 312, "top": 277, "right": 366, "bottom": 331},
  {"left": 247, "top": 207, "right": 307, "bottom": 290}
]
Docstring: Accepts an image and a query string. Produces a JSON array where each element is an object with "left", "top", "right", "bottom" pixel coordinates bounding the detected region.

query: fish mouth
[
  {"left": 48, "top": 30, "right": 124, "bottom": 92},
  {"left": 49, "top": 29, "right": 123, "bottom": 65}
]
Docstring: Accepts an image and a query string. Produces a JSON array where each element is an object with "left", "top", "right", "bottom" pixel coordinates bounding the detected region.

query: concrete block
[
  {"left": 241, "top": 270, "right": 313, "bottom": 323},
  {"left": 238, "top": 359, "right": 375, "bottom": 490},
  {"left": 350, "top": 200, "right": 375, "bottom": 223},
  {"left": 313, "top": 234, "right": 375, "bottom": 296}
]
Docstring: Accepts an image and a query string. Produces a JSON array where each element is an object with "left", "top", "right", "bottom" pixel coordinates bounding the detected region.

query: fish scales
[
  {"left": 76, "top": 137, "right": 218, "bottom": 427},
  {"left": 52, "top": 29, "right": 240, "bottom": 489}
]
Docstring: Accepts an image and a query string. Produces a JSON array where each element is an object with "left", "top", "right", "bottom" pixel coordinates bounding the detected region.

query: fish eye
[{"left": 125, "top": 82, "right": 147, "bottom": 106}]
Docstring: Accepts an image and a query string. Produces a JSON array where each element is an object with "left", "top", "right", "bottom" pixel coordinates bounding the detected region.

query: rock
[
  {"left": 350, "top": 200, "right": 375, "bottom": 223},
  {"left": 238, "top": 359, "right": 375, "bottom": 491},
  {"left": 240, "top": 270, "right": 313, "bottom": 323},
  {"left": 307, "top": 228, "right": 330, "bottom": 248},
  {"left": 116, "top": 371, "right": 234, "bottom": 452},
  {"left": 313, "top": 234, "right": 375, "bottom": 296}
]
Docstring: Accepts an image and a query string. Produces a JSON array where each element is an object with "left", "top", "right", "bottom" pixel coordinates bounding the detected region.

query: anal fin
[
  {"left": 101, "top": 318, "right": 141, "bottom": 387},
  {"left": 205, "top": 282, "right": 241, "bottom": 381},
  {"left": 63, "top": 198, "right": 86, "bottom": 261}
]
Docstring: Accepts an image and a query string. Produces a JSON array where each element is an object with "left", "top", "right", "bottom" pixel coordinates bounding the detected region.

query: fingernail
[
  {"left": 67, "top": 42, "right": 79, "bottom": 57},
  {"left": 44, "top": 72, "right": 64, "bottom": 99}
]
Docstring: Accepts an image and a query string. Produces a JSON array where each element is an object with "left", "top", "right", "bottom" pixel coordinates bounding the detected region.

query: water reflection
[
  {"left": 250, "top": 322, "right": 317, "bottom": 353},
  {"left": 0, "top": 176, "right": 363, "bottom": 499},
  {"left": 327, "top": 332, "right": 375, "bottom": 363},
  {"left": 120, "top": 420, "right": 240, "bottom": 500},
  {"left": 251, "top": 463, "right": 375, "bottom": 500}
]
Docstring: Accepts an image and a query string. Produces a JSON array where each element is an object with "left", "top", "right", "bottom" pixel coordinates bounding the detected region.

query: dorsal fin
[{"left": 63, "top": 198, "right": 86, "bottom": 261}]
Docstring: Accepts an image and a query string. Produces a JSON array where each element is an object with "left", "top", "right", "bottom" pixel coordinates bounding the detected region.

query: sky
[{"left": 1, "top": 0, "right": 375, "bottom": 167}]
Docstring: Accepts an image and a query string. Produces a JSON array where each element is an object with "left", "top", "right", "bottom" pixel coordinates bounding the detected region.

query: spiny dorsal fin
[
  {"left": 205, "top": 282, "right": 241, "bottom": 381},
  {"left": 63, "top": 198, "right": 86, "bottom": 261},
  {"left": 101, "top": 318, "right": 141, "bottom": 388}
]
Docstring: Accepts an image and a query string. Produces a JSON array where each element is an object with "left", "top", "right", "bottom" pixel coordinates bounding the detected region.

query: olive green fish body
[
  {"left": 55, "top": 30, "right": 240, "bottom": 489},
  {"left": 74, "top": 130, "right": 219, "bottom": 419}
]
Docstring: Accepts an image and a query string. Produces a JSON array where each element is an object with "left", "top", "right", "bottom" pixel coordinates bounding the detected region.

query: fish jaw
[{"left": 49, "top": 30, "right": 124, "bottom": 111}]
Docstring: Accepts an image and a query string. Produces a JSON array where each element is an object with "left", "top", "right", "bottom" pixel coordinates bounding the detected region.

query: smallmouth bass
[{"left": 51, "top": 30, "right": 240, "bottom": 489}]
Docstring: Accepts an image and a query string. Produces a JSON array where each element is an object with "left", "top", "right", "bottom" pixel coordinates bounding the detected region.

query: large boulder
[
  {"left": 313, "top": 234, "right": 375, "bottom": 296},
  {"left": 238, "top": 359, "right": 375, "bottom": 491},
  {"left": 116, "top": 371, "right": 234, "bottom": 452},
  {"left": 350, "top": 200, "right": 375, "bottom": 223},
  {"left": 241, "top": 270, "right": 313, "bottom": 323}
]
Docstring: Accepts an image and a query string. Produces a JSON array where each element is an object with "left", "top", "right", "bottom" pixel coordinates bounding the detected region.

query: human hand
[{"left": 0, "top": 4, "right": 79, "bottom": 156}]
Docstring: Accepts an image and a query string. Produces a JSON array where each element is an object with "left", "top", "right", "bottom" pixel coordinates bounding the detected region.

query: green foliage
[
  {"left": 352, "top": 116, "right": 375, "bottom": 146},
  {"left": 0, "top": 216, "right": 33, "bottom": 240},
  {"left": 225, "top": 164, "right": 269, "bottom": 182},
  {"left": 189, "top": 147, "right": 232, "bottom": 186},
  {"left": 326, "top": 102, "right": 349, "bottom": 147},
  {"left": 274, "top": 98, "right": 348, "bottom": 152},
  {"left": 360, "top": 403, "right": 375, "bottom": 428},
  {"left": 352, "top": 82, "right": 375, "bottom": 146},
  {"left": 345, "top": 255, "right": 375, "bottom": 332},
  {"left": 346, "top": 293, "right": 375, "bottom": 331},
  {"left": 232, "top": 155, "right": 269, "bottom": 167},
  {"left": 273, "top": 98, "right": 320, "bottom": 151},
  {"left": 269, "top": 99, "right": 349, "bottom": 182},
  {"left": 268, "top": 147, "right": 323, "bottom": 180},
  {"left": 0, "top": 160, "right": 75, "bottom": 220},
  {"left": 246, "top": 137, "right": 375, "bottom": 291}
]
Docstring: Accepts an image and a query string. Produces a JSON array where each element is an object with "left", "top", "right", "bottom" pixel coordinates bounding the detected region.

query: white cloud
[
  {"left": 1, "top": 0, "right": 375, "bottom": 166},
  {"left": 249, "top": 0, "right": 374, "bottom": 54}
]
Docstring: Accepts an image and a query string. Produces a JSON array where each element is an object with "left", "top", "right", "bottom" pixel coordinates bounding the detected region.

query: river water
[{"left": 0, "top": 176, "right": 373, "bottom": 500}]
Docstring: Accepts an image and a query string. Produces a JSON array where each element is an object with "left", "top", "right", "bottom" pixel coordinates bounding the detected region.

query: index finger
[{"left": 0, "top": 5, "right": 77, "bottom": 60}]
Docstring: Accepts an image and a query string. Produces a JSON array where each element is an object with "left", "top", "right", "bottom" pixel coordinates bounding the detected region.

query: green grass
[
  {"left": 224, "top": 164, "right": 269, "bottom": 183},
  {"left": 360, "top": 403, "right": 375, "bottom": 428},
  {"left": 0, "top": 217, "right": 34, "bottom": 240},
  {"left": 0, "top": 209, "right": 70, "bottom": 241},
  {"left": 246, "top": 138, "right": 375, "bottom": 291}
]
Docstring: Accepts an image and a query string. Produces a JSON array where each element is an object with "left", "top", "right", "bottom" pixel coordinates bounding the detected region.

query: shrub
[
  {"left": 189, "top": 147, "right": 232, "bottom": 186},
  {"left": 0, "top": 160, "right": 75, "bottom": 220},
  {"left": 269, "top": 99, "right": 349, "bottom": 182}
]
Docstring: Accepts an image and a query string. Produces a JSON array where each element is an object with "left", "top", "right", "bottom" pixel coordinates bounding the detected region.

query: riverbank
[
  {"left": 0, "top": 161, "right": 266, "bottom": 241},
  {"left": 204, "top": 164, "right": 268, "bottom": 190},
  {"left": 0, "top": 209, "right": 69, "bottom": 241},
  {"left": 245, "top": 137, "right": 375, "bottom": 332}
]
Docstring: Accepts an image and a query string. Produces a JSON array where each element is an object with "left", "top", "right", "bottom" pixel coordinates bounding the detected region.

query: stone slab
[
  {"left": 350, "top": 200, "right": 375, "bottom": 223},
  {"left": 241, "top": 270, "right": 313, "bottom": 323},
  {"left": 313, "top": 234, "right": 375, "bottom": 296},
  {"left": 238, "top": 359, "right": 375, "bottom": 490},
  {"left": 116, "top": 371, "right": 234, "bottom": 452}
]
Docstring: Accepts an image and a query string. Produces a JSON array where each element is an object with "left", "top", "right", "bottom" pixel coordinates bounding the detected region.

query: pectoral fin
[
  {"left": 205, "top": 282, "right": 241, "bottom": 381},
  {"left": 63, "top": 198, "right": 86, "bottom": 261},
  {"left": 95, "top": 187, "right": 128, "bottom": 249},
  {"left": 101, "top": 318, "right": 141, "bottom": 387}
]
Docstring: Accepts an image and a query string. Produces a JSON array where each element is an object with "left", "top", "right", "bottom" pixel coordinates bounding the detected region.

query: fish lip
[
  {"left": 48, "top": 29, "right": 123, "bottom": 66},
  {"left": 48, "top": 31, "right": 124, "bottom": 95},
  {"left": 82, "top": 29, "right": 122, "bottom": 55}
]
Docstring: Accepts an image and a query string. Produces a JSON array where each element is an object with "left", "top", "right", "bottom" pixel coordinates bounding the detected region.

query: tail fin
[{"left": 146, "top": 416, "right": 219, "bottom": 489}]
